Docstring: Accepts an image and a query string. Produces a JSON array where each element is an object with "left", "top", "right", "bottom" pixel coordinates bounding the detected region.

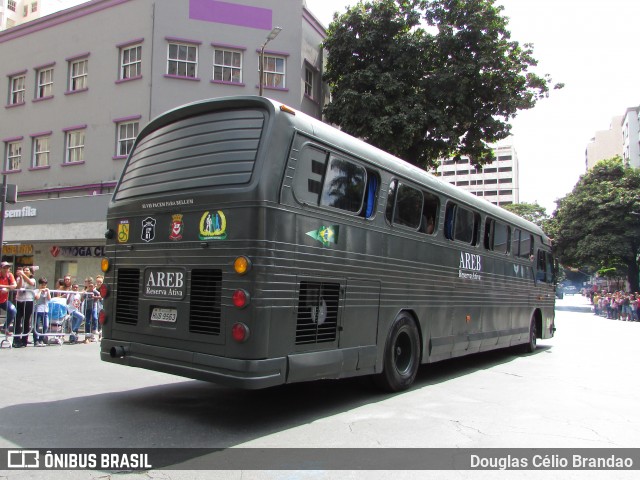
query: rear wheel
[
  {"left": 523, "top": 315, "right": 537, "bottom": 353},
  {"left": 374, "top": 313, "right": 420, "bottom": 392}
]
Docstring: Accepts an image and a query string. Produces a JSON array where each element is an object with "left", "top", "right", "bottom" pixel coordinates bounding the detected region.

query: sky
[{"left": 305, "top": 0, "right": 640, "bottom": 213}]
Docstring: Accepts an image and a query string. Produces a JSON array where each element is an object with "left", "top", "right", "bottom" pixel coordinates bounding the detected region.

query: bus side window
[
  {"left": 385, "top": 180, "right": 423, "bottom": 229},
  {"left": 393, "top": 183, "right": 423, "bottom": 229},
  {"left": 293, "top": 144, "right": 328, "bottom": 206},
  {"left": 320, "top": 155, "right": 366, "bottom": 213},
  {"left": 512, "top": 229, "right": 521, "bottom": 257},
  {"left": 385, "top": 180, "right": 398, "bottom": 224},
  {"left": 421, "top": 191, "right": 439, "bottom": 234},
  {"left": 519, "top": 233, "right": 533, "bottom": 260},
  {"left": 536, "top": 250, "right": 553, "bottom": 283},
  {"left": 447, "top": 202, "right": 479, "bottom": 245}
]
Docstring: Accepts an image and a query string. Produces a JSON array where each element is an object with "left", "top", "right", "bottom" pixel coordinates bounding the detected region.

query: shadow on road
[{"left": 0, "top": 344, "right": 551, "bottom": 466}]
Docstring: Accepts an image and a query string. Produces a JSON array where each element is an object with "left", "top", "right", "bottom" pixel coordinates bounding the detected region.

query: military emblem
[
  {"left": 169, "top": 214, "right": 184, "bottom": 241},
  {"left": 199, "top": 211, "right": 227, "bottom": 240},
  {"left": 117, "top": 220, "right": 130, "bottom": 243},
  {"left": 306, "top": 225, "right": 339, "bottom": 247},
  {"left": 141, "top": 217, "right": 156, "bottom": 242}
]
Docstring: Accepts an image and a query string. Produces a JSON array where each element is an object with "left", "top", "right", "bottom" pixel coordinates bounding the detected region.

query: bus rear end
[{"left": 99, "top": 97, "right": 292, "bottom": 389}]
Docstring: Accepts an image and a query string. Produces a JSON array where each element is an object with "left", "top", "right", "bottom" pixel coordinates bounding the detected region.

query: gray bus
[{"left": 99, "top": 96, "right": 556, "bottom": 392}]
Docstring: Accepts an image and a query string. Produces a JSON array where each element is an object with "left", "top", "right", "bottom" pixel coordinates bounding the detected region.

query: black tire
[
  {"left": 523, "top": 315, "right": 537, "bottom": 353},
  {"left": 374, "top": 313, "right": 421, "bottom": 392}
]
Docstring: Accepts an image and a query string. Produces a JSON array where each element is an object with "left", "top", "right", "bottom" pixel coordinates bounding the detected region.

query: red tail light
[
  {"left": 232, "top": 289, "right": 250, "bottom": 308},
  {"left": 98, "top": 309, "right": 107, "bottom": 325},
  {"left": 231, "top": 322, "right": 250, "bottom": 343}
]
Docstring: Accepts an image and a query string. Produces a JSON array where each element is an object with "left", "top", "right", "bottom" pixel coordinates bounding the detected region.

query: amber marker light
[
  {"left": 234, "top": 256, "right": 252, "bottom": 275},
  {"left": 280, "top": 104, "right": 296, "bottom": 115},
  {"left": 101, "top": 257, "right": 110, "bottom": 273}
]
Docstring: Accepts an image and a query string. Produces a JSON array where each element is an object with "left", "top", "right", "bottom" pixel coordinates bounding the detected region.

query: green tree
[
  {"left": 501, "top": 202, "right": 549, "bottom": 229},
  {"left": 322, "top": 0, "right": 562, "bottom": 170},
  {"left": 552, "top": 157, "right": 640, "bottom": 292}
]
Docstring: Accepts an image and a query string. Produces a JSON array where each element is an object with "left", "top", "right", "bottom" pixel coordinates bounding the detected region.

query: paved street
[{"left": 0, "top": 294, "right": 639, "bottom": 479}]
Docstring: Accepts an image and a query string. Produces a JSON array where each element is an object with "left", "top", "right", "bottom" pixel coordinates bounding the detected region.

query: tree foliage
[
  {"left": 551, "top": 157, "right": 640, "bottom": 292},
  {"left": 501, "top": 202, "right": 549, "bottom": 229},
  {"left": 322, "top": 0, "right": 562, "bottom": 170}
]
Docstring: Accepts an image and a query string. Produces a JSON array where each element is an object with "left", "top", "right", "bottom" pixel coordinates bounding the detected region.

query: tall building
[
  {"left": 434, "top": 139, "right": 519, "bottom": 206},
  {"left": 585, "top": 115, "right": 623, "bottom": 170},
  {"left": 0, "top": 0, "right": 328, "bottom": 281},
  {"left": 0, "top": 0, "right": 75, "bottom": 30},
  {"left": 622, "top": 106, "right": 640, "bottom": 169}
]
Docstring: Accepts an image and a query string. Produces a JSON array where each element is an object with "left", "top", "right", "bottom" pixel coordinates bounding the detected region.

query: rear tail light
[
  {"left": 231, "top": 322, "right": 250, "bottom": 343},
  {"left": 232, "top": 289, "right": 250, "bottom": 308},
  {"left": 98, "top": 309, "right": 107, "bottom": 325},
  {"left": 99, "top": 283, "right": 109, "bottom": 299}
]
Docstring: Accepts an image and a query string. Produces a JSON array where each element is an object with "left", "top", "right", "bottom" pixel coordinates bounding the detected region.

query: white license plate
[{"left": 150, "top": 307, "right": 177, "bottom": 323}]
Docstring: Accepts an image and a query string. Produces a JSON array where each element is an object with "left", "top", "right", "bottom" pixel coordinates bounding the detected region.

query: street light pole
[{"left": 259, "top": 27, "right": 282, "bottom": 97}]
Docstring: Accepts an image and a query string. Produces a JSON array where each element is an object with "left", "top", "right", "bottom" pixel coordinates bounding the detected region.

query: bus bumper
[{"left": 100, "top": 339, "right": 287, "bottom": 389}]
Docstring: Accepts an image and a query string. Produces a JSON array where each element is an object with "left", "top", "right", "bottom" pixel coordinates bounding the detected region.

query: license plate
[{"left": 150, "top": 307, "right": 177, "bottom": 323}]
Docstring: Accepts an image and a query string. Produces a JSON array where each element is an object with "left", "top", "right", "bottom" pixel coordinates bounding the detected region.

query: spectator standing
[
  {"left": 67, "top": 283, "right": 85, "bottom": 344},
  {"left": 14, "top": 266, "right": 36, "bottom": 347},
  {"left": 33, "top": 277, "right": 51, "bottom": 346},
  {"left": 82, "top": 277, "right": 100, "bottom": 343},
  {"left": 0, "top": 261, "right": 17, "bottom": 336}
]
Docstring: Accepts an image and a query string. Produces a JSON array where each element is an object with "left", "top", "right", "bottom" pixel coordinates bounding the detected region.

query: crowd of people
[
  {"left": 590, "top": 290, "right": 640, "bottom": 321},
  {"left": 0, "top": 261, "right": 103, "bottom": 348}
]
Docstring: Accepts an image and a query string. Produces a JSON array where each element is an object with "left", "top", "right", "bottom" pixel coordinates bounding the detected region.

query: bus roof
[{"left": 138, "top": 95, "right": 550, "bottom": 244}]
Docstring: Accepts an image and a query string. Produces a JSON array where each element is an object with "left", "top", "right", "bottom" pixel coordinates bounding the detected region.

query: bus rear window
[{"left": 114, "top": 109, "right": 264, "bottom": 201}]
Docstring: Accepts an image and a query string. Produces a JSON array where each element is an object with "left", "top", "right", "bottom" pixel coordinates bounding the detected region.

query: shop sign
[
  {"left": 4, "top": 206, "right": 37, "bottom": 218},
  {"left": 50, "top": 246, "right": 105, "bottom": 258},
  {"left": 2, "top": 244, "right": 34, "bottom": 255}
]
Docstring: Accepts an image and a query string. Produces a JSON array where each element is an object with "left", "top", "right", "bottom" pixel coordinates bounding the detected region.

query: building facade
[
  {"left": 0, "top": 0, "right": 328, "bottom": 283},
  {"left": 585, "top": 115, "right": 623, "bottom": 171},
  {"left": 434, "top": 139, "right": 520, "bottom": 206},
  {"left": 621, "top": 106, "right": 640, "bottom": 169},
  {"left": 0, "top": 0, "right": 74, "bottom": 30}
]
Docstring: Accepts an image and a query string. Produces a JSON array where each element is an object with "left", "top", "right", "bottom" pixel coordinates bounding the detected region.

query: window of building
[
  {"left": 484, "top": 167, "right": 497, "bottom": 173},
  {"left": 7, "top": 0, "right": 16, "bottom": 12},
  {"left": 120, "top": 44, "right": 142, "bottom": 80},
  {"left": 484, "top": 179, "right": 497, "bottom": 184},
  {"left": 444, "top": 202, "right": 480, "bottom": 245},
  {"left": 498, "top": 166, "right": 512, "bottom": 172},
  {"left": 213, "top": 47, "right": 242, "bottom": 83},
  {"left": 68, "top": 57, "right": 88, "bottom": 91},
  {"left": 65, "top": 129, "right": 85, "bottom": 164},
  {"left": 5, "top": 140, "right": 22, "bottom": 171},
  {"left": 116, "top": 120, "right": 139, "bottom": 157},
  {"left": 498, "top": 178, "right": 511, "bottom": 184},
  {"left": 32, "top": 135, "right": 50, "bottom": 168},
  {"left": 262, "top": 54, "right": 285, "bottom": 89},
  {"left": 31, "top": 2, "right": 38, "bottom": 13},
  {"left": 167, "top": 42, "right": 198, "bottom": 78},
  {"left": 304, "top": 66, "right": 314, "bottom": 98},
  {"left": 8, "top": 73, "right": 26, "bottom": 105},
  {"left": 36, "top": 67, "right": 54, "bottom": 99}
]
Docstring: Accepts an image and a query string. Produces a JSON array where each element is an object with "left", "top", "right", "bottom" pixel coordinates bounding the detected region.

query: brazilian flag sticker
[{"left": 306, "top": 225, "right": 339, "bottom": 247}]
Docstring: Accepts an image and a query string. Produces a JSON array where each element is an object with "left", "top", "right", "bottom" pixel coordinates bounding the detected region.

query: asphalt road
[{"left": 1, "top": 294, "right": 638, "bottom": 480}]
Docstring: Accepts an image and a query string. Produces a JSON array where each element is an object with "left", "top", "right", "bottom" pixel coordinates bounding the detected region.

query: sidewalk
[{"left": 555, "top": 293, "right": 592, "bottom": 313}]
